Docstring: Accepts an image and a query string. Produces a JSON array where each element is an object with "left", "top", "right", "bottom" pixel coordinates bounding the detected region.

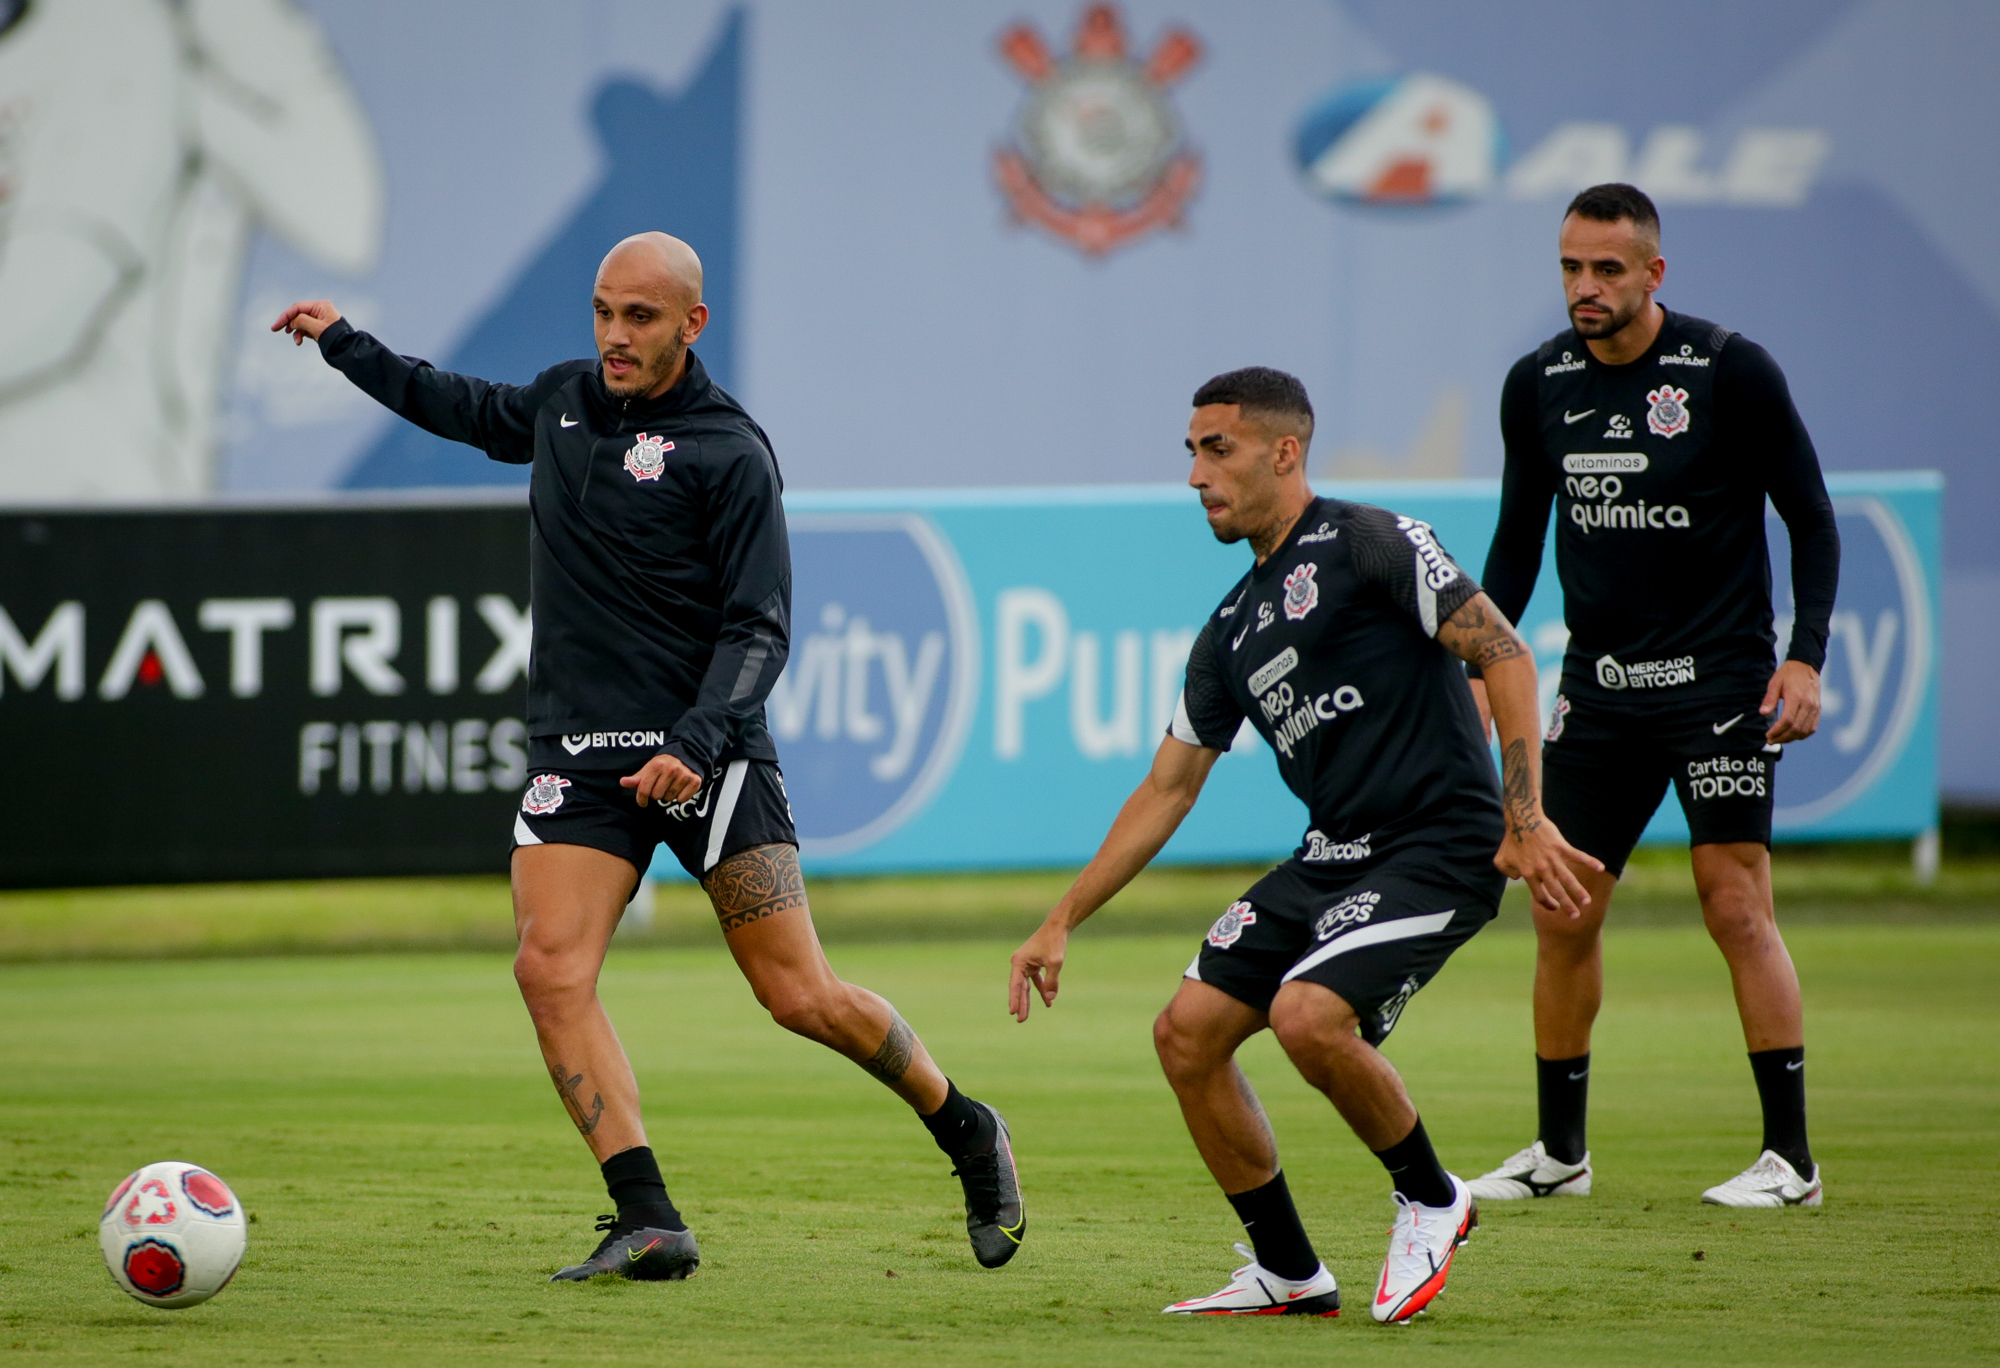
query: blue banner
[{"left": 658, "top": 473, "right": 1941, "bottom": 879}]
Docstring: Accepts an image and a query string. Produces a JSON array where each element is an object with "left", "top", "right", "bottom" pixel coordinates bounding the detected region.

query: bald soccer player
[{"left": 274, "top": 234, "right": 1023, "bottom": 1282}]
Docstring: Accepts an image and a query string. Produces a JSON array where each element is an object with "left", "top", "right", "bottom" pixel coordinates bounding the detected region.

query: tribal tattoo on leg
[
  {"left": 704, "top": 843, "right": 811, "bottom": 934},
  {"left": 550, "top": 1063, "right": 605, "bottom": 1137},
  {"left": 861, "top": 1010, "right": 917, "bottom": 1086}
]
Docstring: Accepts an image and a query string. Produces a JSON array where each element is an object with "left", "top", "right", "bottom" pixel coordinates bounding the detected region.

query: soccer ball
[{"left": 99, "top": 1161, "right": 247, "bottom": 1309}]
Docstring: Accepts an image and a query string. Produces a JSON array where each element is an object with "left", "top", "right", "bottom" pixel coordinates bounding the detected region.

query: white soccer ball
[{"left": 98, "top": 1161, "right": 248, "bottom": 1309}]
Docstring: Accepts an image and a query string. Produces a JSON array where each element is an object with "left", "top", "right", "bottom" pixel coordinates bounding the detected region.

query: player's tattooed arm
[
  {"left": 704, "top": 843, "right": 810, "bottom": 933},
  {"left": 860, "top": 1011, "right": 917, "bottom": 1085},
  {"left": 1435, "top": 593, "right": 1529, "bottom": 670},
  {"left": 550, "top": 1063, "right": 605, "bottom": 1137},
  {"left": 1501, "top": 738, "right": 1540, "bottom": 840}
]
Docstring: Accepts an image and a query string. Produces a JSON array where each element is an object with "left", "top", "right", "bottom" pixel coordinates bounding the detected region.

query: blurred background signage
[
  {"left": 0, "top": 0, "right": 1987, "bottom": 877},
  {"left": 0, "top": 479, "right": 1937, "bottom": 885}
]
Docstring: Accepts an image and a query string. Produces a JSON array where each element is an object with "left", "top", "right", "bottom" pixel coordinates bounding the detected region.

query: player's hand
[
  {"left": 1495, "top": 815, "right": 1602, "bottom": 920},
  {"left": 1467, "top": 677, "right": 1493, "bottom": 742},
  {"left": 271, "top": 299, "right": 342, "bottom": 345},
  {"left": 1009, "top": 920, "right": 1071, "bottom": 1023},
  {"left": 620, "top": 753, "right": 702, "bottom": 808},
  {"left": 1761, "top": 660, "right": 1821, "bottom": 743}
]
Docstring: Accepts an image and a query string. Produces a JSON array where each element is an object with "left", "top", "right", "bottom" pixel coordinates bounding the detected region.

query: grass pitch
[{"left": 2, "top": 915, "right": 1997, "bottom": 1365}]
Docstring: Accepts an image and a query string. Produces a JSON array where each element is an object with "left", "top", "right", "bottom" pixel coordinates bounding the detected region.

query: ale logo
[
  {"left": 1768, "top": 496, "right": 1933, "bottom": 828},
  {"left": 771, "top": 515, "right": 978, "bottom": 856}
]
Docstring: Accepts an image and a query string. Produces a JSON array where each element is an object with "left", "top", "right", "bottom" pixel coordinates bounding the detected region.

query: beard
[
  {"left": 1570, "top": 296, "right": 1641, "bottom": 338},
  {"left": 602, "top": 337, "right": 686, "bottom": 399}
]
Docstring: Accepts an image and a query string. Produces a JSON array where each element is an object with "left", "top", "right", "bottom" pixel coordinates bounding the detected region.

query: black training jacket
[
  {"left": 1478, "top": 309, "right": 1838, "bottom": 701},
  {"left": 318, "top": 319, "right": 789, "bottom": 776}
]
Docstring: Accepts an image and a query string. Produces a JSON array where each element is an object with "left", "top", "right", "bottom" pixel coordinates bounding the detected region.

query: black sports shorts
[
  {"left": 510, "top": 759, "right": 797, "bottom": 881},
  {"left": 1542, "top": 680, "right": 1781, "bottom": 877},
  {"left": 1188, "top": 853, "right": 1501, "bottom": 1045}
]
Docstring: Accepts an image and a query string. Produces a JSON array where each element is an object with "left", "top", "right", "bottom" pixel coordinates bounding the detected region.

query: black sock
[
  {"left": 1748, "top": 1046, "right": 1813, "bottom": 1176},
  {"left": 920, "top": 1080, "right": 988, "bottom": 1160},
  {"left": 601, "top": 1145, "right": 685, "bottom": 1231},
  {"left": 1224, "top": 1171, "right": 1319, "bottom": 1281},
  {"left": 1374, "top": 1117, "right": 1454, "bottom": 1208},
  {"left": 1536, "top": 1052, "right": 1591, "bottom": 1165}
]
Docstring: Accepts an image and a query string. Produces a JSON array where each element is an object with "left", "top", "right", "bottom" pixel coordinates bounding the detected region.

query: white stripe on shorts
[
  {"left": 701, "top": 760, "right": 751, "bottom": 873},
  {"left": 512, "top": 813, "right": 543, "bottom": 847},
  {"left": 1279, "top": 909, "right": 1455, "bottom": 984}
]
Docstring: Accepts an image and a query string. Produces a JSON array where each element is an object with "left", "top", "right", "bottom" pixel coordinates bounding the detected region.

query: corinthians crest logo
[
  {"left": 624, "top": 432, "right": 674, "bottom": 481},
  {"left": 993, "top": 4, "right": 1202, "bottom": 256},
  {"left": 1282, "top": 561, "right": 1320, "bottom": 620},
  {"left": 1645, "top": 385, "right": 1691, "bottom": 439}
]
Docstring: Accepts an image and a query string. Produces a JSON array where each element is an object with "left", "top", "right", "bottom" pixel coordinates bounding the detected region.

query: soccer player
[
  {"left": 1007, "top": 368, "right": 1596, "bottom": 1323},
  {"left": 272, "top": 233, "right": 1023, "bottom": 1281},
  {"left": 1463, "top": 184, "right": 1839, "bottom": 1209}
]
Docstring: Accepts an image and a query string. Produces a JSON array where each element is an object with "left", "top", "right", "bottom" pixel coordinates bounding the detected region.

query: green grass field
[{"left": 3, "top": 883, "right": 1998, "bottom": 1366}]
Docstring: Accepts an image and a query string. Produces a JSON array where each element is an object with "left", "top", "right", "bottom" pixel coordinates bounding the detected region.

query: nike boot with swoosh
[
  {"left": 549, "top": 1215, "right": 700, "bottom": 1282},
  {"left": 1372, "top": 1174, "right": 1476, "bottom": 1325},
  {"left": 1465, "top": 1140, "right": 1592, "bottom": 1201},
  {"left": 952, "top": 1101, "right": 1025, "bottom": 1268},
  {"left": 1161, "top": 1243, "right": 1341, "bottom": 1317}
]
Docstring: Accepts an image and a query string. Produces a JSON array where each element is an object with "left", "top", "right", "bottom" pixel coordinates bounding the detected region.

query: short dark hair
[
  {"left": 1191, "top": 367, "right": 1315, "bottom": 444},
  {"left": 1564, "top": 183, "right": 1660, "bottom": 242}
]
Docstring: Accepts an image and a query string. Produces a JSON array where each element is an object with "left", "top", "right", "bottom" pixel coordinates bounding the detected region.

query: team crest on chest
[
  {"left": 522, "top": 774, "right": 572, "bottom": 815},
  {"left": 1206, "top": 901, "right": 1256, "bottom": 949},
  {"left": 1645, "top": 385, "right": 1690, "bottom": 439},
  {"left": 1282, "top": 562, "right": 1320, "bottom": 621},
  {"left": 623, "top": 432, "right": 674, "bottom": 481}
]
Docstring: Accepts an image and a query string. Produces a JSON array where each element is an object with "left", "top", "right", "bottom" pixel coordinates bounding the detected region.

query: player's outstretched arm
[
  {"left": 1009, "top": 736, "right": 1220, "bottom": 1022},
  {"left": 1436, "top": 593, "right": 1602, "bottom": 918}
]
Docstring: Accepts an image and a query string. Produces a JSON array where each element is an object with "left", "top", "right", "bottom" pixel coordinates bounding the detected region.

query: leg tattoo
[
  {"left": 861, "top": 1011, "right": 917, "bottom": 1086},
  {"left": 550, "top": 1063, "right": 605, "bottom": 1137},
  {"left": 704, "top": 843, "right": 811, "bottom": 934}
]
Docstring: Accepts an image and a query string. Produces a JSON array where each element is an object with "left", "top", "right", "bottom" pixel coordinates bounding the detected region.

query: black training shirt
[
  {"left": 318, "top": 320, "right": 789, "bottom": 776},
  {"left": 1479, "top": 309, "right": 1838, "bottom": 700},
  {"left": 1172, "top": 497, "right": 1504, "bottom": 878}
]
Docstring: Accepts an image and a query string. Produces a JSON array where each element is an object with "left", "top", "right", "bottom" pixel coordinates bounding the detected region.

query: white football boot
[
  {"left": 1700, "top": 1150, "right": 1823, "bottom": 1207},
  {"left": 1161, "top": 1243, "right": 1341, "bottom": 1317},
  {"left": 1465, "top": 1140, "right": 1592, "bottom": 1201},
  {"left": 1371, "top": 1175, "right": 1476, "bottom": 1325}
]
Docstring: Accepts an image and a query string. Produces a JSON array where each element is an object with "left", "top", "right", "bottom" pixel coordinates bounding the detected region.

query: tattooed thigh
[{"left": 704, "top": 843, "right": 810, "bottom": 934}]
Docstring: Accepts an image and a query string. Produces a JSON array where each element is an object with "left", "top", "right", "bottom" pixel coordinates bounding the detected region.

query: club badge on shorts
[
  {"left": 1645, "top": 385, "right": 1690, "bottom": 438},
  {"left": 1546, "top": 693, "right": 1571, "bottom": 742},
  {"left": 1282, "top": 562, "right": 1320, "bottom": 620},
  {"left": 623, "top": 433, "right": 674, "bottom": 482},
  {"left": 1206, "top": 901, "right": 1256, "bottom": 949},
  {"left": 522, "top": 774, "right": 572, "bottom": 815}
]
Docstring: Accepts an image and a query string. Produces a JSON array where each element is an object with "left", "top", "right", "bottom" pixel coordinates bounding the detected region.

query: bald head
[
  {"left": 592, "top": 232, "right": 709, "bottom": 399},
  {"left": 597, "top": 232, "right": 703, "bottom": 312}
]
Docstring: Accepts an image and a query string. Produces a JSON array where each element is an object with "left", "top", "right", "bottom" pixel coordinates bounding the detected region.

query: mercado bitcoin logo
[
  {"left": 773, "top": 515, "right": 978, "bottom": 856},
  {"left": 992, "top": 3, "right": 1202, "bottom": 256}
]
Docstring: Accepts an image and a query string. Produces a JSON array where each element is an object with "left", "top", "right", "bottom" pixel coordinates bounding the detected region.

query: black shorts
[
  {"left": 510, "top": 759, "right": 798, "bottom": 880},
  {"left": 1542, "top": 681, "right": 1781, "bottom": 877},
  {"left": 1188, "top": 854, "right": 1501, "bottom": 1045}
]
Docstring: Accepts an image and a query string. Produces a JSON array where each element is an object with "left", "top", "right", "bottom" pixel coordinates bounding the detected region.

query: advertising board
[{"left": 0, "top": 474, "right": 1935, "bottom": 887}]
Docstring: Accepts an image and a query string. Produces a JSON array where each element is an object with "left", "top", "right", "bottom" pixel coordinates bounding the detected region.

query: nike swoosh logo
[
  {"left": 627, "top": 1238, "right": 662, "bottom": 1261},
  {"left": 1786, "top": 1060, "right": 1803, "bottom": 1071},
  {"left": 1232, "top": 624, "right": 1249, "bottom": 650},
  {"left": 1568, "top": 1070, "right": 1589, "bottom": 1081},
  {"left": 1563, "top": 409, "right": 1596, "bottom": 425},
  {"left": 560, "top": 414, "right": 579, "bottom": 428},
  {"left": 1712, "top": 713, "right": 1744, "bottom": 735},
  {"left": 1287, "top": 1288, "right": 1310, "bottom": 1300}
]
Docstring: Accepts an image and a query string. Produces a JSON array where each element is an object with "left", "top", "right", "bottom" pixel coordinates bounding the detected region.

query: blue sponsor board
[{"left": 653, "top": 474, "right": 1939, "bottom": 880}]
